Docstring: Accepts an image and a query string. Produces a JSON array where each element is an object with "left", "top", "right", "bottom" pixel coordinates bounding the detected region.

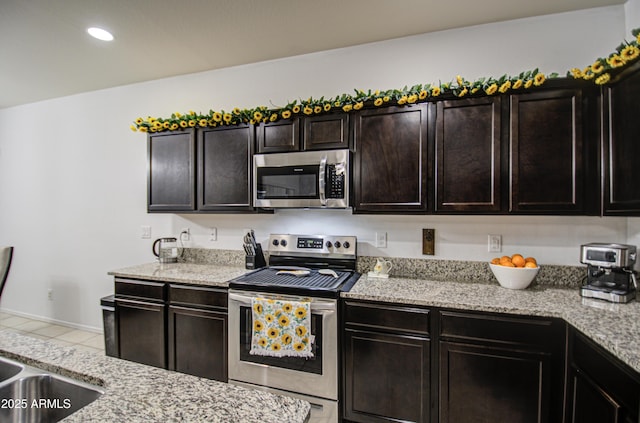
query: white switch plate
[
  {"left": 375, "top": 232, "right": 387, "bottom": 248},
  {"left": 488, "top": 234, "right": 502, "bottom": 252},
  {"left": 141, "top": 226, "right": 151, "bottom": 239},
  {"left": 180, "top": 228, "right": 190, "bottom": 242},
  {"left": 210, "top": 227, "right": 217, "bottom": 241}
]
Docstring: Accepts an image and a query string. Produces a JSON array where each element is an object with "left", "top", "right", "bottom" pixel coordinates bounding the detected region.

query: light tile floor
[{"left": 0, "top": 311, "right": 104, "bottom": 354}]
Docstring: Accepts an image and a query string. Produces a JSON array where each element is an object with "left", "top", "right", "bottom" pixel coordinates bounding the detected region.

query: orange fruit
[
  {"left": 524, "top": 261, "right": 537, "bottom": 268},
  {"left": 511, "top": 254, "right": 526, "bottom": 268},
  {"left": 502, "top": 261, "right": 516, "bottom": 267},
  {"left": 499, "top": 256, "right": 512, "bottom": 266},
  {"left": 525, "top": 257, "right": 537, "bottom": 266},
  {"left": 490, "top": 257, "right": 500, "bottom": 265}
]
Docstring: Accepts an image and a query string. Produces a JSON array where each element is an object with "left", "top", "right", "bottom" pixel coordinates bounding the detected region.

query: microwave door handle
[{"left": 319, "top": 156, "right": 327, "bottom": 206}]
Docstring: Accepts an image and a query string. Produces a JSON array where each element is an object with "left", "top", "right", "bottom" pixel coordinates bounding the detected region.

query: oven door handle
[{"left": 228, "top": 291, "right": 336, "bottom": 313}]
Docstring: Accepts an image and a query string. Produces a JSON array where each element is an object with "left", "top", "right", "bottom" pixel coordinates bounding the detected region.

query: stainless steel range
[{"left": 228, "top": 233, "right": 359, "bottom": 423}]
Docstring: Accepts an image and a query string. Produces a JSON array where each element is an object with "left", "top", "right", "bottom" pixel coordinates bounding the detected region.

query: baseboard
[{"left": 0, "top": 307, "right": 102, "bottom": 334}]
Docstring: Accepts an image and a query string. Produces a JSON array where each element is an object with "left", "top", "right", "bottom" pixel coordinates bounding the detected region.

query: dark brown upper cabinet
[
  {"left": 303, "top": 112, "right": 350, "bottom": 150},
  {"left": 256, "top": 112, "right": 350, "bottom": 153},
  {"left": 256, "top": 118, "right": 300, "bottom": 153},
  {"left": 508, "top": 83, "right": 599, "bottom": 214},
  {"left": 147, "top": 130, "right": 196, "bottom": 212},
  {"left": 352, "top": 104, "right": 431, "bottom": 213},
  {"left": 197, "top": 125, "right": 254, "bottom": 212},
  {"left": 435, "top": 96, "right": 501, "bottom": 213},
  {"left": 602, "top": 61, "right": 640, "bottom": 216}
]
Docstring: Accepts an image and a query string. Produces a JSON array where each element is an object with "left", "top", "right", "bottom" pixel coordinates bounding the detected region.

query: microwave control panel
[{"left": 327, "top": 164, "right": 345, "bottom": 199}]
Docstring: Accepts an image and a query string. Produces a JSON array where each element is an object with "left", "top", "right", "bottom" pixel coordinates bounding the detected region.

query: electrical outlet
[
  {"left": 423, "top": 228, "right": 435, "bottom": 255},
  {"left": 180, "top": 227, "right": 190, "bottom": 242},
  {"left": 47, "top": 289, "right": 53, "bottom": 301},
  {"left": 210, "top": 227, "right": 217, "bottom": 242},
  {"left": 141, "top": 225, "right": 151, "bottom": 239},
  {"left": 375, "top": 232, "right": 387, "bottom": 248},
  {"left": 488, "top": 234, "right": 502, "bottom": 252}
]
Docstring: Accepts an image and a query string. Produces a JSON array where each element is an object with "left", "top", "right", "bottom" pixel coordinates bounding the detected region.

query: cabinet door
[
  {"left": 344, "top": 329, "right": 430, "bottom": 423},
  {"left": 439, "top": 341, "right": 551, "bottom": 423},
  {"left": 353, "top": 104, "right": 430, "bottom": 213},
  {"left": 570, "top": 369, "right": 622, "bottom": 423},
  {"left": 256, "top": 118, "right": 300, "bottom": 153},
  {"left": 303, "top": 112, "right": 350, "bottom": 150},
  {"left": 198, "top": 125, "right": 254, "bottom": 211},
  {"left": 603, "top": 61, "right": 640, "bottom": 215},
  {"left": 435, "top": 97, "right": 501, "bottom": 213},
  {"left": 116, "top": 298, "right": 166, "bottom": 368},
  {"left": 147, "top": 130, "right": 196, "bottom": 212},
  {"left": 168, "top": 306, "right": 227, "bottom": 381},
  {"left": 509, "top": 88, "right": 589, "bottom": 214}
]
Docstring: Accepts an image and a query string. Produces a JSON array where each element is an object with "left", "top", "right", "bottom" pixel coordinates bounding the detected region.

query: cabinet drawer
[
  {"left": 168, "top": 284, "right": 227, "bottom": 310},
  {"left": 439, "top": 310, "right": 558, "bottom": 349},
  {"left": 115, "top": 278, "right": 165, "bottom": 302},
  {"left": 343, "top": 301, "right": 430, "bottom": 335}
]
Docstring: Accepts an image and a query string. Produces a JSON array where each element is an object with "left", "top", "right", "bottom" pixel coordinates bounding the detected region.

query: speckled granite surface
[
  {"left": 108, "top": 262, "right": 247, "bottom": 287},
  {"left": 0, "top": 332, "right": 310, "bottom": 423},
  {"left": 107, "top": 257, "right": 639, "bottom": 377},
  {"left": 343, "top": 274, "right": 640, "bottom": 374}
]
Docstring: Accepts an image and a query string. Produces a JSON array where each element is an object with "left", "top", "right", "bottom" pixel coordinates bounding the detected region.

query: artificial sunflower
[
  {"left": 591, "top": 61, "right": 605, "bottom": 74},
  {"left": 374, "top": 98, "right": 384, "bottom": 106},
  {"left": 621, "top": 45, "right": 640, "bottom": 62},
  {"left": 607, "top": 54, "right": 626, "bottom": 68},
  {"left": 533, "top": 73, "right": 546, "bottom": 86},
  {"left": 524, "top": 79, "right": 534, "bottom": 88},
  {"left": 303, "top": 106, "right": 313, "bottom": 115},
  {"left": 595, "top": 73, "right": 611, "bottom": 85},
  {"left": 431, "top": 87, "right": 441, "bottom": 97},
  {"left": 223, "top": 113, "right": 232, "bottom": 123},
  {"left": 512, "top": 79, "right": 523, "bottom": 89},
  {"left": 212, "top": 112, "right": 223, "bottom": 122},
  {"left": 323, "top": 103, "right": 332, "bottom": 112},
  {"left": 498, "top": 80, "right": 511, "bottom": 93},
  {"left": 418, "top": 90, "right": 428, "bottom": 100},
  {"left": 281, "top": 110, "right": 292, "bottom": 119},
  {"left": 485, "top": 83, "right": 498, "bottom": 95}
]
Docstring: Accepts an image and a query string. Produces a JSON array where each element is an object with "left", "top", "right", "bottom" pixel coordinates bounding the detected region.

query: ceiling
[{"left": 0, "top": 0, "right": 626, "bottom": 109}]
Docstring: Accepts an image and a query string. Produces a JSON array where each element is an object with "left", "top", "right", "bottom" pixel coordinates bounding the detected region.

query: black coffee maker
[{"left": 580, "top": 243, "right": 638, "bottom": 303}]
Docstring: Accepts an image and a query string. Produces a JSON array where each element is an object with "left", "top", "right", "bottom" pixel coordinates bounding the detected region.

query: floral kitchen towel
[{"left": 250, "top": 297, "right": 314, "bottom": 358}]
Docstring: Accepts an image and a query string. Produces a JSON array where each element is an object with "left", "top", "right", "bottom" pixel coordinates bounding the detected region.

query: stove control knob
[
  {"left": 280, "top": 239, "right": 287, "bottom": 247},
  {"left": 272, "top": 239, "right": 279, "bottom": 246},
  {"left": 343, "top": 241, "right": 350, "bottom": 249},
  {"left": 334, "top": 241, "right": 341, "bottom": 248},
  {"left": 325, "top": 241, "right": 333, "bottom": 249}
]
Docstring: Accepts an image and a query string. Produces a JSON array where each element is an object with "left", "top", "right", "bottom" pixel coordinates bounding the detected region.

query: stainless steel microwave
[{"left": 253, "top": 149, "right": 350, "bottom": 208}]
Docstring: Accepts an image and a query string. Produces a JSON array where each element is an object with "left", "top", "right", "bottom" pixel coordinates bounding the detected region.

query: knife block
[{"left": 245, "top": 243, "right": 267, "bottom": 270}]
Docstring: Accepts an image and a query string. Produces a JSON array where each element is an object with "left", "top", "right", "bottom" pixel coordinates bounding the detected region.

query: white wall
[{"left": 0, "top": 5, "right": 633, "bottom": 329}]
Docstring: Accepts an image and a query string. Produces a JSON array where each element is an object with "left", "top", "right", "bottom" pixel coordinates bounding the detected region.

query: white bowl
[{"left": 489, "top": 263, "right": 540, "bottom": 290}]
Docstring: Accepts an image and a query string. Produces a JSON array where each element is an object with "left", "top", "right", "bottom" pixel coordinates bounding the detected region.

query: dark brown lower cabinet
[
  {"left": 115, "top": 278, "right": 167, "bottom": 368},
  {"left": 438, "top": 310, "right": 565, "bottom": 423},
  {"left": 342, "top": 301, "right": 431, "bottom": 423},
  {"left": 114, "top": 279, "right": 228, "bottom": 382},
  {"left": 567, "top": 329, "right": 640, "bottom": 423},
  {"left": 116, "top": 298, "right": 166, "bottom": 368},
  {"left": 168, "top": 284, "right": 228, "bottom": 382},
  {"left": 439, "top": 341, "right": 551, "bottom": 423}
]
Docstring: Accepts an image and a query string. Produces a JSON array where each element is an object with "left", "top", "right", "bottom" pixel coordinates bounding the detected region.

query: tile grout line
[{"left": 0, "top": 313, "right": 105, "bottom": 353}]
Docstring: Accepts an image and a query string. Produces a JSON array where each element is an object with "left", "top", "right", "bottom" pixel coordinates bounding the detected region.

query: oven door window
[
  {"left": 256, "top": 165, "right": 319, "bottom": 200},
  {"left": 239, "top": 305, "right": 323, "bottom": 375}
]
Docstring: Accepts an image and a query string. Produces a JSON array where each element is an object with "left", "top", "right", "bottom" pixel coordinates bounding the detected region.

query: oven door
[{"left": 228, "top": 290, "right": 338, "bottom": 401}]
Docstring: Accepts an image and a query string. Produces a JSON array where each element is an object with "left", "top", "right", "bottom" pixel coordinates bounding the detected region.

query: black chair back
[{"left": 0, "top": 247, "right": 14, "bottom": 298}]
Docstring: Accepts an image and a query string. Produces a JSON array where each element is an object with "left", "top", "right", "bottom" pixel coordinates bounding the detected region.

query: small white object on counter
[
  {"left": 489, "top": 263, "right": 540, "bottom": 289},
  {"left": 367, "top": 271, "right": 389, "bottom": 278}
]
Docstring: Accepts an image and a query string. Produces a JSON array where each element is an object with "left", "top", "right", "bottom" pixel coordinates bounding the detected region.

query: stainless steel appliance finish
[
  {"left": 228, "top": 290, "right": 339, "bottom": 399},
  {"left": 580, "top": 243, "right": 638, "bottom": 303},
  {"left": 228, "top": 233, "right": 358, "bottom": 423},
  {"left": 253, "top": 149, "right": 350, "bottom": 209}
]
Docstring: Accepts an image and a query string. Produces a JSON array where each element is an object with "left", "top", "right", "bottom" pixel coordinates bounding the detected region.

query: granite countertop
[
  {"left": 0, "top": 332, "right": 310, "bottom": 423},
  {"left": 343, "top": 274, "right": 640, "bottom": 374},
  {"left": 108, "top": 262, "right": 248, "bottom": 287}
]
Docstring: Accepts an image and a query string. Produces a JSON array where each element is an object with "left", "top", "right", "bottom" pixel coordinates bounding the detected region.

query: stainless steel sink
[
  {"left": 0, "top": 356, "right": 103, "bottom": 423},
  {"left": 0, "top": 357, "right": 23, "bottom": 382}
]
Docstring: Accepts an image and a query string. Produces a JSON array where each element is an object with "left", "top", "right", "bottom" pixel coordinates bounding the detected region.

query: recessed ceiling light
[{"left": 87, "top": 27, "right": 114, "bottom": 41}]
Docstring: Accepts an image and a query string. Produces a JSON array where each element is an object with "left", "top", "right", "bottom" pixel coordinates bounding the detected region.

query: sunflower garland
[
  {"left": 131, "top": 27, "right": 640, "bottom": 133},
  {"left": 568, "top": 28, "right": 640, "bottom": 85}
]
